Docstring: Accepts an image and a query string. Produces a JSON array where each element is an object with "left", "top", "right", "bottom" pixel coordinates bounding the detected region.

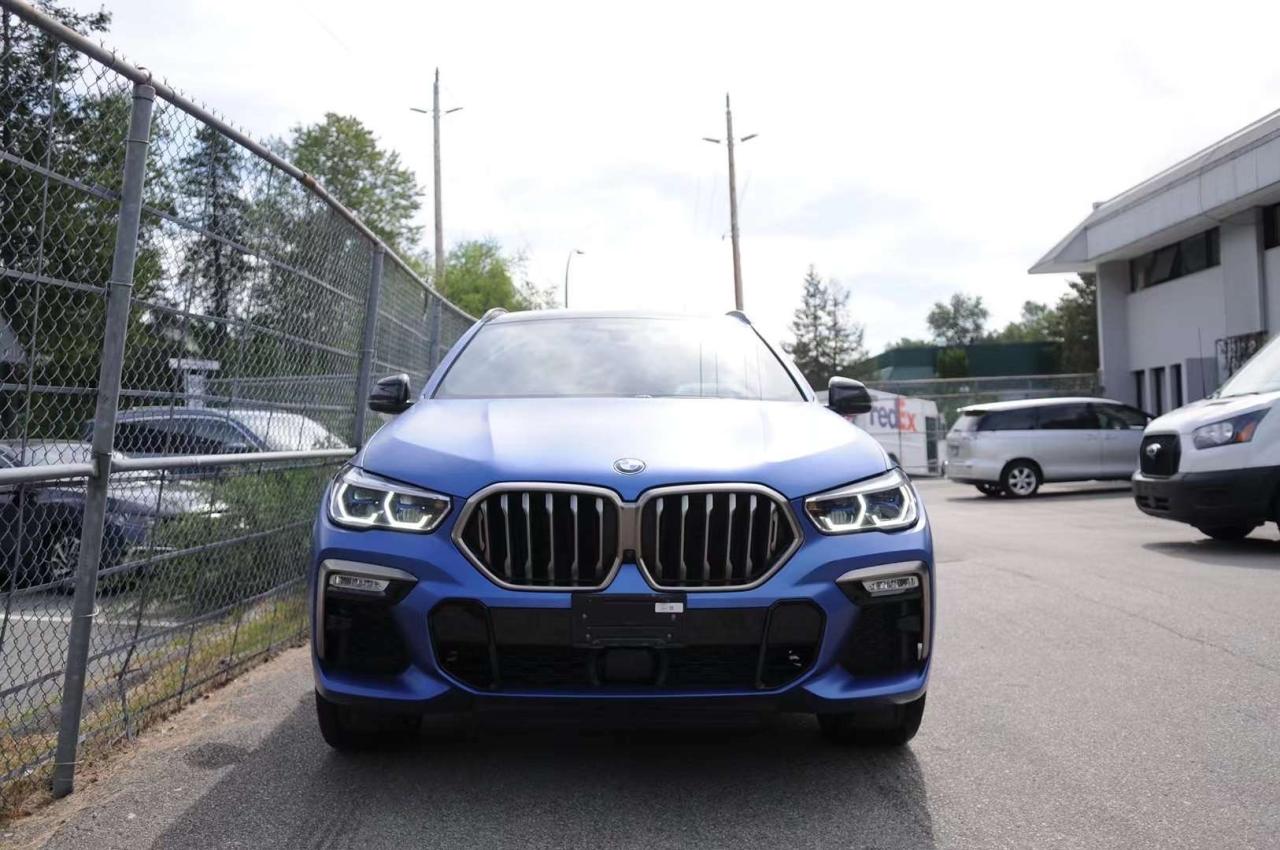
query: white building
[{"left": 1032, "top": 110, "right": 1280, "bottom": 415}]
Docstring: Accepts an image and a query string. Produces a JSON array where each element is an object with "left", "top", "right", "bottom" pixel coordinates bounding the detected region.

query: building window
[
  {"left": 1129, "top": 228, "right": 1220, "bottom": 291},
  {"left": 1134, "top": 369, "right": 1145, "bottom": 411},
  {"left": 1171, "top": 363, "right": 1183, "bottom": 409},
  {"left": 1151, "top": 366, "right": 1165, "bottom": 415},
  {"left": 1265, "top": 203, "right": 1280, "bottom": 250}
]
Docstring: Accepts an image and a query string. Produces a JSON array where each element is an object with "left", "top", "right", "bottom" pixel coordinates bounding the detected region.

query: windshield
[
  {"left": 1216, "top": 335, "right": 1280, "bottom": 397},
  {"left": 435, "top": 316, "right": 805, "bottom": 401}
]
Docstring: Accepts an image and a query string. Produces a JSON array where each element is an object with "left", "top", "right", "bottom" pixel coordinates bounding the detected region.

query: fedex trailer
[{"left": 846, "top": 389, "right": 943, "bottom": 476}]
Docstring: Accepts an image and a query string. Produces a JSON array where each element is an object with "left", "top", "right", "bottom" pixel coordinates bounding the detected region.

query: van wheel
[
  {"left": 1196, "top": 525, "right": 1256, "bottom": 542},
  {"left": 975, "top": 483, "right": 1003, "bottom": 497},
  {"left": 1001, "top": 462, "right": 1041, "bottom": 498},
  {"left": 315, "top": 691, "right": 420, "bottom": 751},
  {"left": 819, "top": 694, "right": 926, "bottom": 747}
]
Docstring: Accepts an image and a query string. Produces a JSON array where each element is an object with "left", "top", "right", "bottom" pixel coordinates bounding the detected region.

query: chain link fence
[{"left": 0, "top": 0, "right": 473, "bottom": 810}]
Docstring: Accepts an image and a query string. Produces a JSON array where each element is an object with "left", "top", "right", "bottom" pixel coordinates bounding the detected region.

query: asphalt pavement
[{"left": 9, "top": 478, "right": 1280, "bottom": 849}]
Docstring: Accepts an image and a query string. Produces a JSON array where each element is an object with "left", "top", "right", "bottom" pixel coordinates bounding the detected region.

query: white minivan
[
  {"left": 946, "top": 397, "right": 1151, "bottom": 497},
  {"left": 1133, "top": 335, "right": 1280, "bottom": 540}
]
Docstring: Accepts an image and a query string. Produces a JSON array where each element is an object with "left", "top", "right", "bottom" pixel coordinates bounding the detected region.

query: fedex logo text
[{"left": 867, "top": 399, "right": 918, "bottom": 433}]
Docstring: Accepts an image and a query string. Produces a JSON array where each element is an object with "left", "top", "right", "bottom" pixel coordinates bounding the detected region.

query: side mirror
[
  {"left": 368, "top": 373, "right": 413, "bottom": 414},
  {"left": 827, "top": 376, "right": 872, "bottom": 416}
]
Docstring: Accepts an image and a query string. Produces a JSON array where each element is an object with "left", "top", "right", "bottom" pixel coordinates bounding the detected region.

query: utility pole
[
  {"left": 412, "top": 73, "right": 462, "bottom": 288},
  {"left": 432, "top": 68, "right": 444, "bottom": 288},
  {"left": 703, "top": 94, "right": 756, "bottom": 311}
]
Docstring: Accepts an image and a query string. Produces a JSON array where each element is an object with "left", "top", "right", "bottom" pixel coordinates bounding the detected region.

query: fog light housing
[
  {"left": 328, "top": 573, "right": 390, "bottom": 594},
  {"left": 862, "top": 575, "right": 919, "bottom": 596}
]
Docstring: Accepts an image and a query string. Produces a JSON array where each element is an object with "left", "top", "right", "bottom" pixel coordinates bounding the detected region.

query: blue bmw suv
[{"left": 311, "top": 310, "right": 934, "bottom": 748}]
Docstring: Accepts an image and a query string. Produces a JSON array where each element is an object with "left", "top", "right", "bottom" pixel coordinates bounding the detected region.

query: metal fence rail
[{"left": 0, "top": 0, "right": 473, "bottom": 808}]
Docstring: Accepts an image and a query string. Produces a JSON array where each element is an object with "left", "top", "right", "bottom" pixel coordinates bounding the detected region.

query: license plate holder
[{"left": 572, "top": 594, "right": 687, "bottom": 648}]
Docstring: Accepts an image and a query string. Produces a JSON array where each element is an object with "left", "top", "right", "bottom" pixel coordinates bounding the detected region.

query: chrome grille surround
[
  {"left": 635, "top": 483, "right": 801, "bottom": 592},
  {"left": 454, "top": 482, "right": 802, "bottom": 592},
  {"left": 453, "top": 482, "right": 624, "bottom": 591}
]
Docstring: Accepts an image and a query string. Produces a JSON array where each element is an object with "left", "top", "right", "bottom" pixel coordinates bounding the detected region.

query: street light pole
[
  {"left": 564, "top": 249, "right": 584, "bottom": 308},
  {"left": 703, "top": 94, "right": 756, "bottom": 312}
]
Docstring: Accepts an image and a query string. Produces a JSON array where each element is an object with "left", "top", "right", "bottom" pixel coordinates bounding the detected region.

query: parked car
[
  {"left": 98, "top": 408, "right": 347, "bottom": 468},
  {"left": 1133, "top": 334, "right": 1280, "bottom": 540},
  {"left": 945, "top": 397, "right": 1151, "bottom": 497},
  {"left": 312, "top": 310, "right": 934, "bottom": 750},
  {"left": 0, "top": 441, "right": 218, "bottom": 590}
]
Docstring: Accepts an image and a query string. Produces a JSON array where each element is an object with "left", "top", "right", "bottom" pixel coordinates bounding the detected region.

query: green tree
[
  {"left": 284, "top": 113, "right": 423, "bottom": 252},
  {"left": 783, "top": 266, "right": 868, "bottom": 387},
  {"left": 1057, "top": 272, "right": 1098, "bottom": 373},
  {"left": 178, "top": 124, "right": 252, "bottom": 353},
  {"left": 439, "top": 239, "right": 536, "bottom": 315},
  {"left": 993, "top": 300, "right": 1058, "bottom": 342},
  {"left": 887, "top": 337, "right": 932, "bottom": 350},
  {"left": 927, "top": 293, "right": 988, "bottom": 345}
]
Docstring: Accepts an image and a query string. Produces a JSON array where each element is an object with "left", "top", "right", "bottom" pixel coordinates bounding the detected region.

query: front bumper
[
  {"left": 311, "top": 496, "right": 935, "bottom": 717},
  {"left": 1132, "top": 466, "right": 1280, "bottom": 527}
]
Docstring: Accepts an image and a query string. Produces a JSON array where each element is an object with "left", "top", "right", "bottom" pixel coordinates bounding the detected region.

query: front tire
[
  {"left": 1001, "top": 462, "right": 1041, "bottom": 498},
  {"left": 819, "top": 694, "right": 926, "bottom": 747},
  {"left": 1196, "top": 525, "right": 1256, "bottom": 542}
]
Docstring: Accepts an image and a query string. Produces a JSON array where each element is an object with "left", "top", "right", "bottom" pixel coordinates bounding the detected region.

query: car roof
[{"left": 957, "top": 396, "right": 1127, "bottom": 414}]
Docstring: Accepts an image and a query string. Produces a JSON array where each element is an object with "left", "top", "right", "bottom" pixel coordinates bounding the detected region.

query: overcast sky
[{"left": 70, "top": 0, "right": 1280, "bottom": 353}]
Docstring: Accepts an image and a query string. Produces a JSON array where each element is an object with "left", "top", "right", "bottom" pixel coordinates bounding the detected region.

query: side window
[
  {"left": 114, "top": 422, "right": 174, "bottom": 454},
  {"left": 1039, "top": 403, "right": 1100, "bottom": 430},
  {"left": 977, "top": 408, "right": 1039, "bottom": 431},
  {"left": 1097, "top": 404, "right": 1148, "bottom": 429},
  {"left": 194, "top": 418, "right": 255, "bottom": 451}
]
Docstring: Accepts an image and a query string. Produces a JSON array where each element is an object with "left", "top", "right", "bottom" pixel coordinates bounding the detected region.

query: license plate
[{"left": 571, "top": 594, "right": 687, "bottom": 647}]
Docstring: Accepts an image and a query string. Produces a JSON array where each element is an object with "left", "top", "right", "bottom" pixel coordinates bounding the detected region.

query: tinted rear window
[
  {"left": 977, "top": 408, "right": 1040, "bottom": 431},
  {"left": 1038, "top": 403, "right": 1100, "bottom": 430}
]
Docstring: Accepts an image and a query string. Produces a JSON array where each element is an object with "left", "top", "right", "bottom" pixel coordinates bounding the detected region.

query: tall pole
[
  {"left": 725, "top": 94, "right": 743, "bottom": 311},
  {"left": 433, "top": 68, "right": 444, "bottom": 289},
  {"left": 564, "top": 249, "right": 583, "bottom": 308}
]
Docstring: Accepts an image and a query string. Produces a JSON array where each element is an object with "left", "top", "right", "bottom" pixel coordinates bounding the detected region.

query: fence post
[
  {"left": 352, "top": 245, "right": 384, "bottom": 447},
  {"left": 426, "top": 295, "right": 443, "bottom": 371},
  {"left": 51, "top": 82, "right": 155, "bottom": 799}
]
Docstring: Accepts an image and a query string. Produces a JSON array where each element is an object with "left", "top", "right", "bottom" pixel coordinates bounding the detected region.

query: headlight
[
  {"left": 804, "top": 468, "right": 919, "bottom": 534},
  {"left": 328, "top": 467, "right": 450, "bottom": 532},
  {"left": 1191, "top": 409, "right": 1268, "bottom": 450}
]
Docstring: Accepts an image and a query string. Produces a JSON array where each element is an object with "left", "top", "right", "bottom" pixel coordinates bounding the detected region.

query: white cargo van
[
  {"left": 1132, "top": 334, "right": 1280, "bottom": 540},
  {"left": 845, "top": 389, "right": 943, "bottom": 476}
]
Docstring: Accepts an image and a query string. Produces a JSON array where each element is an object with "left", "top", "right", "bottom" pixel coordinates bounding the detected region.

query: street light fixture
[{"left": 564, "top": 249, "right": 584, "bottom": 308}]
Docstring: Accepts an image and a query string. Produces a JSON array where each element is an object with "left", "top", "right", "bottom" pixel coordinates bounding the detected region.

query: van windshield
[{"left": 1216, "top": 335, "right": 1280, "bottom": 397}]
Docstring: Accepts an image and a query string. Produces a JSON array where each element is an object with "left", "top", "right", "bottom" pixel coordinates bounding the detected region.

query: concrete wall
[
  {"left": 1096, "top": 261, "right": 1132, "bottom": 403},
  {"left": 1127, "top": 266, "right": 1226, "bottom": 371},
  {"left": 1220, "top": 212, "right": 1266, "bottom": 336}
]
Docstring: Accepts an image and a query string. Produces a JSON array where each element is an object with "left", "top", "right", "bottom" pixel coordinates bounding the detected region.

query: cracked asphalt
[{"left": 9, "top": 479, "right": 1280, "bottom": 849}]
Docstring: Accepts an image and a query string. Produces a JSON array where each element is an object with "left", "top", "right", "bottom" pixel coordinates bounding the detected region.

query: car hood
[
  {"left": 358, "top": 397, "right": 889, "bottom": 500},
  {"left": 1146, "top": 390, "right": 1280, "bottom": 435}
]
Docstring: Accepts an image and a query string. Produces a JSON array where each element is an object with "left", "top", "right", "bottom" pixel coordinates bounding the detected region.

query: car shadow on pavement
[
  {"left": 150, "top": 701, "right": 938, "bottom": 849},
  {"left": 1143, "top": 536, "right": 1280, "bottom": 570}
]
